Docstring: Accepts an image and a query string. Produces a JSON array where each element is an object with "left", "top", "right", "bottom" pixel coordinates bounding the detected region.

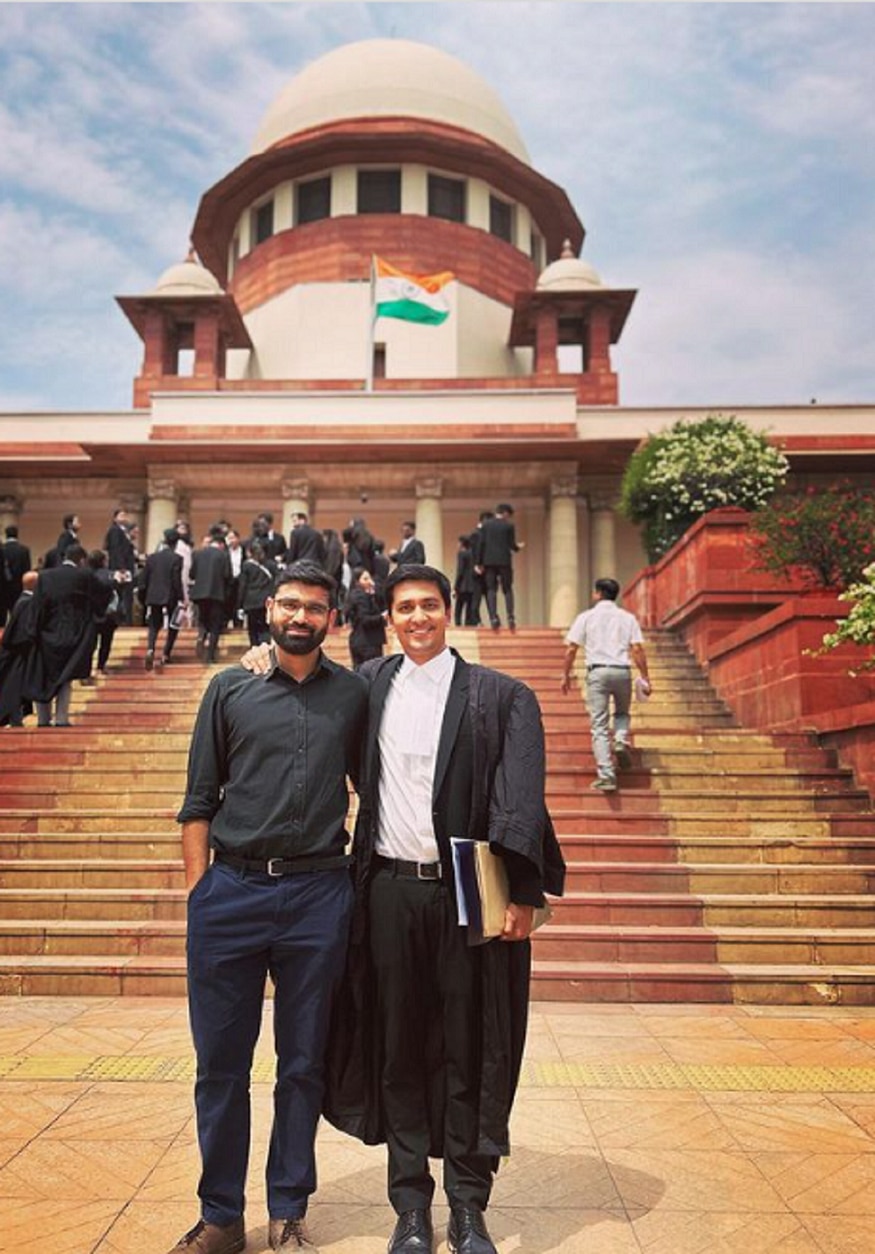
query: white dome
[
  {"left": 151, "top": 257, "right": 223, "bottom": 297},
  {"left": 252, "top": 39, "right": 530, "bottom": 164},
  {"left": 537, "top": 256, "right": 603, "bottom": 292}
]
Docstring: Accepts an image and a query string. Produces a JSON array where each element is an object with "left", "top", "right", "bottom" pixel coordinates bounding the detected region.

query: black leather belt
[
  {"left": 587, "top": 664, "right": 631, "bottom": 671},
  {"left": 374, "top": 854, "right": 443, "bottom": 881},
  {"left": 215, "top": 851, "right": 351, "bottom": 877}
]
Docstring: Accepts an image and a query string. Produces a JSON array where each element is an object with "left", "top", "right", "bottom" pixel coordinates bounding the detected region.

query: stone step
[
  {"left": 560, "top": 861, "right": 875, "bottom": 895},
  {"left": 546, "top": 790, "right": 871, "bottom": 815},
  {"left": 0, "top": 860, "right": 184, "bottom": 889},
  {"left": 0, "top": 888, "right": 186, "bottom": 920},
  {"left": 5, "top": 920, "right": 875, "bottom": 970},
  {"left": 0, "top": 832, "right": 183, "bottom": 859},
  {"left": 532, "top": 924, "right": 875, "bottom": 966},
  {"left": 3, "top": 857, "right": 871, "bottom": 895},
  {"left": 0, "top": 954, "right": 187, "bottom": 997},
  {"left": 551, "top": 892, "right": 875, "bottom": 928},
  {"left": 553, "top": 810, "right": 875, "bottom": 837},
  {"left": 529, "top": 961, "right": 875, "bottom": 1005},
  {"left": 2, "top": 765, "right": 858, "bottom": 798},
  {"left": 559, "top": 833, "right": 875, "bottom": 865},
  {"left": 0, "top": 919, "right": 186, "bottom": 957}
]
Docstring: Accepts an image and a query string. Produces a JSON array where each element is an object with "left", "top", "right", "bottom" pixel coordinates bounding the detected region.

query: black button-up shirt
[{"left": 176, "top": 652, "right": 368, "bottom": 860}]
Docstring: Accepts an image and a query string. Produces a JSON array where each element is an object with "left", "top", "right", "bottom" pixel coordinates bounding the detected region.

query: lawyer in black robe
[
  {"left": 323, "top": 651, "right": 565, "bottom": 1167},
  {"left": 22, "top": 551, "right": 113, "bottom": 703}
]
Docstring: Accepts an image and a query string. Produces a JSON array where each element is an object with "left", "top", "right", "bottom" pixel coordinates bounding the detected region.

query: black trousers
[
  {"left": 145, "top": 604, "right": 179, "bottom": 659},
  {"left": 484, "top": 565, "right": 515, "bottom": 627},
  {"left": 196, "top": 598, "right": 226, "bottom": 661},
  {"left": 453, "top": 593, "right": 473, "bottom": 627},
  {"left": 368, "top": 866, "right": 493, "bottom": 1214}
]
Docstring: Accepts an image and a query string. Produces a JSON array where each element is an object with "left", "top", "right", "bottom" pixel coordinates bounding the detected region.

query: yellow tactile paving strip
[{"left": 4, "top": 1053, "right": 875, "bottom": 1092}]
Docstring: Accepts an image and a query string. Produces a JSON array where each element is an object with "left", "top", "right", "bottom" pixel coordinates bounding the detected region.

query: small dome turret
[
  {"left": 537, "top": 239, "right": 603, "bottom": 292},
  {"left": 151, "top": 248, "right": 223, "bottom": 297}
]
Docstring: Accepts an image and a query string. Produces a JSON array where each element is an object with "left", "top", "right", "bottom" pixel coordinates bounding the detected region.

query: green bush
[
  {"left": 620, "top": 414, "right": 789, "bottom": 562},
  {"left": 750, "top": 485, "right": 875, "bottom": 590}
]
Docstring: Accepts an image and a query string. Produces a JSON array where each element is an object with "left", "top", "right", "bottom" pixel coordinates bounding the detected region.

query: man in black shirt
[{"left": 171, "top": 561, "right": 368, "bottom": 1254}]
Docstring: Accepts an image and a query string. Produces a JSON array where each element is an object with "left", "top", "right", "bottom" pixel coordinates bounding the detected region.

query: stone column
[
  {"left": 590, "top": 491, "right": 618, "bottom": 580},
  {"left": 548, "top": 476, "right": 579, "bottom": 628},
  {"left": 281, "top": 478, "right": 311, "bottom": 544},
  {"left": 145, "top": 476, "right": 179, "bottom": 554},
  {"left": 415, "top": 477, "right": 445, "bottom": 576},
  {"left": 534, "top": 306, "right": 559, "bottom": 377},
  {"left": 0, "top": 493, "right": 23, "bottom": 535}
]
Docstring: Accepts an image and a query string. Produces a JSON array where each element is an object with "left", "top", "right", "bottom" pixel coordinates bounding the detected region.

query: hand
[
  {"left": 560, "top": 675, "right": 572, "bottom": 695},
  {"left": 240, "top": 642, "right": 273, "bottom": 673},
  {"left": 474, "top": 565, "right": 484, "bottom": 576},
  {"left": 500, "top": 902, "right": 535, "bottom": 941}
]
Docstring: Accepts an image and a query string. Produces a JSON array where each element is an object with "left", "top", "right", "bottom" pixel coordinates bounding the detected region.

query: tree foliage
[
  {"left": 620, "top": 414, "right": 789, "bottom": 562},
  {"left": 750, "top": 485, "right": 875, "bottom": 590}
]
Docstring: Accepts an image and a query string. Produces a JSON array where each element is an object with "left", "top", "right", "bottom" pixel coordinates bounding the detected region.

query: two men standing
[{"left": 171, "top": 561, "right": 563, "bottom": 1254}]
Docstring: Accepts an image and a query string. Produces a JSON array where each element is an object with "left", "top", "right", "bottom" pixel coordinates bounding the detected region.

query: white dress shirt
[
  {"left": 375, "top": 647, "right": 456, "bottom": 863},
  {"left": 565, "top": 599, "right": 644, "bottom": 667}
]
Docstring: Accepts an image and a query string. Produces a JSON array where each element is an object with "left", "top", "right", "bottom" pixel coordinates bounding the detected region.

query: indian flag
[{"left": 373, "top": 256, "right": 454, "bottom": 326}]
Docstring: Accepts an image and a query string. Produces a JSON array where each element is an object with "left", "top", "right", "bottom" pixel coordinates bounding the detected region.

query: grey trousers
[{"left": 585, "top": 666, "right": 632, "bottom": 779}]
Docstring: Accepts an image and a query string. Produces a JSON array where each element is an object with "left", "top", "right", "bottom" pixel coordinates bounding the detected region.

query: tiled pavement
[{"left": 3, "top": 1001, "right": 875, "bottom": 1251}]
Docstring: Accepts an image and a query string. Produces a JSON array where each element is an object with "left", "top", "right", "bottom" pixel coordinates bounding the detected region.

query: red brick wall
[{"left": 229, "top": 215, "right": 537, "bottom": 313}]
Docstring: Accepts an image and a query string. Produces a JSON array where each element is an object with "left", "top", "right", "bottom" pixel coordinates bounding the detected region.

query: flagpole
[{"left": 365, "top": 255, "right": 377, "bottom": 393}]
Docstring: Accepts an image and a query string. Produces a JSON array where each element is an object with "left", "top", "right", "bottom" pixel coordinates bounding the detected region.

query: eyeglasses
[{"left": 272, "top": 598, "right": 330, "bottom": 619}]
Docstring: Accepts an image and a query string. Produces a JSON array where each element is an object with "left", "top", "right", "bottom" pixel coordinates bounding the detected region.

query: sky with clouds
[{"left": 1, "top": 1, "right": 873, "bottom": 413}]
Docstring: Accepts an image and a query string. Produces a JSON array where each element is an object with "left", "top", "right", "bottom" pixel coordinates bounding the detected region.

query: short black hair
[
  {"left": 5, "top": 525, "right": 18, "bottom": 538},
  {"left": 383, "top": 563, "right": 451, "bottom": 611},
  {"left": 86, "top": 548, "right": 107, "bottom": 569},
  {"left": 163, "top": 528, "right": 180, "bottom": 547},
  {"left": 63, "top": 513, "right": 77, "bottom": 530},
  {"left": 275, "top": 560, "right": 338, "bottom": 608},
  {"left": 64, "top": 543, "right": 86, "bottom": 565},
  {"left": 594, "top": 577, "right": 620, "bottom": 601},
  {"left": 496, "top": 502, "right": 514, "bottom": 516},
  {"left": 403, "top": 520, "right": 416, "bottom": 531},
  {"left": 479, "top": 510, "right": 492, "bottom": 523}
]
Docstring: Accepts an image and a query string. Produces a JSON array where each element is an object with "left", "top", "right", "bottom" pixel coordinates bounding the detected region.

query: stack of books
[{"left": 450, "top": 838, "right": 552, "bottom": 945}]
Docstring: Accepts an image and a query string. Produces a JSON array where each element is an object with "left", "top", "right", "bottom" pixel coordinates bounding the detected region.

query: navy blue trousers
[{"left": 186, "top": 860, "right": 353, "bottom": 1226}]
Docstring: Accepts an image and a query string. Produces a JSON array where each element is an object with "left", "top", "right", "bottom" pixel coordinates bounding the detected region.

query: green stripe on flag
[{"left": 375, "top": 298, "right": 449, "bottom": 326}]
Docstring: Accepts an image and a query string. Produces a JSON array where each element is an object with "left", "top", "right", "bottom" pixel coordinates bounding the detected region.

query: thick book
[{"left": 451, "top": 837, "right": 553, "bottom": 946}]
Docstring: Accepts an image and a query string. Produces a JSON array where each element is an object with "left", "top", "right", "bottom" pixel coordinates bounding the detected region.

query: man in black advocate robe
[{"left": 333, "top": 565, "right": 565, "bottom": 1254}]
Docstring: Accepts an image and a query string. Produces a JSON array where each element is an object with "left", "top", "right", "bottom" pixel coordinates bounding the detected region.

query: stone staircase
[
  {"left": 476, "top": 630, "right": 875, "bottom": 1006},
  {"left": 1, "top": 625, "right": 874, "bottom": 1002}
]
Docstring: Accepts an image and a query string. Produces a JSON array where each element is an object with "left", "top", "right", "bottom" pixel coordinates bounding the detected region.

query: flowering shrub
[
  {"left": 620, "top": 414, "right": 789, "bottom": 561},
  {"left": 750, "top": 485, "right": 875, "bottom": 590},
  {"left": 817, "top": 561, "right": 875, "bottom": 671}
]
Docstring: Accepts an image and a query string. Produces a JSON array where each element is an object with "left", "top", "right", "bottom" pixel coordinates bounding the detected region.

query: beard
[{"left": 269, "top": 619, "right": 328, "bottom": 656}]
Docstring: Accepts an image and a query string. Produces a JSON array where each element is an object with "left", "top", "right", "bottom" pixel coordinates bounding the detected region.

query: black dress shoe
[
  {"left": 387, "top": 1208, "right": 434, "bottom": 1253},
  {"left": 447, "top": 1205, "right": 497, "bottom": 1254}
]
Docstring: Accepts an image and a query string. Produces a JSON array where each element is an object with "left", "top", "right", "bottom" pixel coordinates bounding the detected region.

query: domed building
[{"left": 1, "top": 37, "right": 872, "bottom": 624}]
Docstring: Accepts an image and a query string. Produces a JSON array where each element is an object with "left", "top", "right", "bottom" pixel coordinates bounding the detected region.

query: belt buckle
[
  {"left": 417, "top": 862, "right": 441, "bottom": 881},
  {"left": 266, "top": 858, "right": 285, "bottom": 877}
]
